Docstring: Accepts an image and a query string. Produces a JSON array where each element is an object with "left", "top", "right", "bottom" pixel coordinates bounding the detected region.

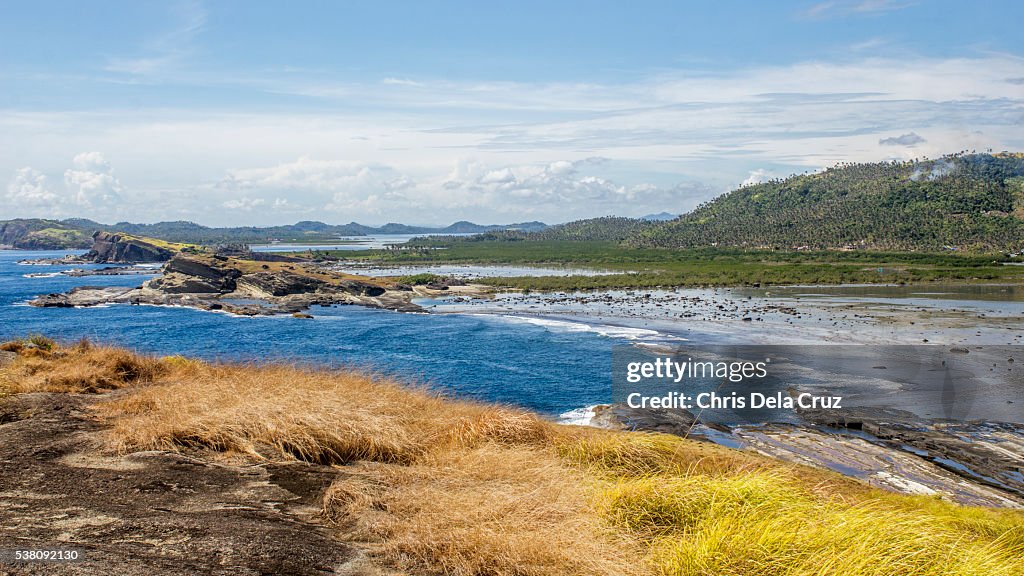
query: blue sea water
[{"left": 0, "top": 250, "right": 616, "bottom": 416}]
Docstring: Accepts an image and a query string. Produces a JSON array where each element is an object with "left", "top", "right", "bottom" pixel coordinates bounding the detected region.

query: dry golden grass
[
  {"left": 0, "top": 339, "right": 164, "bottom": 394},
  {"left": 96, "top": 361, "right": 550, "bottom": 463},
  {"left": 3, "top": 340, "right": 1023, "bottom": 576},
  {"left": 325, "top": 445, "right": 640, "bottom": 576}
]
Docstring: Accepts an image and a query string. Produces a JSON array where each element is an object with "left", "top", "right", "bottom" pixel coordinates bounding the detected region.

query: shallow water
[{"left": 323, "top": 263, "right": 622, "bottom": 278}]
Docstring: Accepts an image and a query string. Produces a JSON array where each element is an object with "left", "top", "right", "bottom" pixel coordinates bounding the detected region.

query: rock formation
[{"left": 83, "top": 231, "right": 177, "bottom": 263}]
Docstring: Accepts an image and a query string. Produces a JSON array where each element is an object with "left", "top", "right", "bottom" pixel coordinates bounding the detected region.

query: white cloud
[
  {"left": 6, "top": 167, "right": 58, "bottom": 206},
  {"left": 63, "top": 152, "right": 124, "bottom": 207},
  {"left": 741, "top": 169, "right": 775, "bottom": 187},
  {"left": 800, "top": 0, "right": 915, "bottom": 20},
  {"left": 222, "top": 197, "right": 266, "bottom": 210},
  {"left": 1, "top": 54, "right": 1022, "bottom": 225},
  {"left": 879, "top": 132, "right": 926, "bottom": 146}
]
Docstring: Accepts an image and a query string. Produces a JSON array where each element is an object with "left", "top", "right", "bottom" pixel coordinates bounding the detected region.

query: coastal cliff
[{"left": 82, "top": 231, "right": 180, "bottom": 263}]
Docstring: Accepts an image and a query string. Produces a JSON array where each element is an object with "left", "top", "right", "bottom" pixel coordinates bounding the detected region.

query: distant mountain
[
  {"left": 0, "top": 218, "right": 551, "bottom": 249},
  {"left": 639, "top": 212, "right": 678, "bottom": 221},
  {"left": 631, "top": 153, "right": 1024, "bottom": 252}
]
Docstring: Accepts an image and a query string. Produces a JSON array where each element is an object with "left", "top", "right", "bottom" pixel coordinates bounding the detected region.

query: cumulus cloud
[
  {"left": 741, "top": 169, "right": 775, "bottom": 187},
  {"left": 442, "top": 158, "right": 712, "bottom": 218},
  {"left": 211, "top": 155, "right": 711, "bottom": 223},
  {"left": 6, "top": 167, "right": 58, "bottom": 206},
  {"left": 217, "top": 157, "right": 419, "bottom": 217},
  {"left": 63, "top": 152, "right": 124, "bottom": 207},
  {"left": 879, "top": 132, "right": 926, "bottom": 146},
  {"left": 222, "top": 197, "right": 266, "bottom": 210},
  {"left": 3, "top": 51, "right": 1021, "bottom": 225}
]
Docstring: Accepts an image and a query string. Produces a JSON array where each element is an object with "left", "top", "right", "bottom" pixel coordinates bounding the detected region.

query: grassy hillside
[
  {"left": 633, "top": 153, "right": 1024, "bottom": 252},
  {"left": 0, "top": 218, "right": 93, "bottom": 249},
  {"left": 2, "top": 339, "right": 1022, "bottom": 575}
]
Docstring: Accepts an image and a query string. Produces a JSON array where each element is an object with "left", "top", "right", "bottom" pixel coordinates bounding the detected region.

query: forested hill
[
  {"left": 631, "top": 153, "right": 1024, "bottom": 252},
  {"left": 473, "top": 217, "right": 656, "bottom": 242}
]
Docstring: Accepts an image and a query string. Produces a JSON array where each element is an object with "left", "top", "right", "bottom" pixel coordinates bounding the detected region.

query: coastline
[{"left": 10, "top": 248, "right": 1023, "bottom": 508}]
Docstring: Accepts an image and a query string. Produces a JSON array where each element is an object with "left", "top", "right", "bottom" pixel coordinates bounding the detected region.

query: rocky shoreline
[
  {"left": 27, "top": 252, "right": 465, "bottom": 316},
  {"left": 589, "top": 403, "right": 1024, "bottom": 508}
]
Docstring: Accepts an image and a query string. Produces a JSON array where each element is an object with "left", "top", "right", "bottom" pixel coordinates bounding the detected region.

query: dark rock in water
[
  {"left": 84, "top": 231, "right": 175, "bottom": 263},
  {"left": 29, "top": 292, "right": 78, "bottom": 307},
  {"left": 292, "top": 312, "right": 314, "bottom": 319},
  {"left": 237, "top": 272, "right": 325, "bottom": 297}
]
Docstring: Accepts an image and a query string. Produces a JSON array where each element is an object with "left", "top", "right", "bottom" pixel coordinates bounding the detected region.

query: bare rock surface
[
  {"left": 588, "top": 402, "right": 1024, "bottom": 508},
  {"left": 0, "top": 393, "right": 359, "bottom": 575}
]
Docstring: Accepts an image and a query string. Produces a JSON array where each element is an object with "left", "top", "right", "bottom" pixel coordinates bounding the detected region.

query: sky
[{"left": 1, "top": 0, "right": 1023, "bottom": 227}]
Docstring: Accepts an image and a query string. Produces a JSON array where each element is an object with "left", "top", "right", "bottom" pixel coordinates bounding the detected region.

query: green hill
[
  {"left": 469, "top": 216, "right": 655, "bottom": 243},
  {"left": 632, "top": 153, "right": 1024, "bottom": 252},
  {"left": 0, "top": 219, "right": 93, "bottom": 249}
]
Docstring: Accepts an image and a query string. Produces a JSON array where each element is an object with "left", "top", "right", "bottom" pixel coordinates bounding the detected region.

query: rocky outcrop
[
  {"left": 84, "top": 231, "right": 176, "bottom": 263},
  {"left": 591, "top": 404, "right": 702, "bottom": 436},
  {"left": 0, "top": 392, "right": 357, "bottom": 574},
  {"left": 29, "top": 251, "right": 432, "bottom": 315},
  {"left": 147, "top": 254, "right": 242, "bottom": 293},
  {"left": 237, "top": 272, "right": 326, "bottom": 297},
  {"left": 333, "top": 280, "right": 387, "bottom": 297},
  {"left": 585, "top": 402, "right": 1024, "bottom": 508},
  {"left": 801, "top": 408, "right": 1024, "bottom": 498}
]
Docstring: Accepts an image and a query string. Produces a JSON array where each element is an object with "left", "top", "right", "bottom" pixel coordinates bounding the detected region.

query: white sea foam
[
  {"left": 558, "top": 405, "right": 599, "bottom": 426},
  {"left": 23, "top": 272, "right": 64, "bottom": 278},
  {"left": 476, "top": 314, "right": 682, "bottom": 342}
]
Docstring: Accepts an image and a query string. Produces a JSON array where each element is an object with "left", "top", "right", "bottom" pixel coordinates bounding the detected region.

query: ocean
[{"left": 0, "top": 249, "right": 621, "bottom": 417}]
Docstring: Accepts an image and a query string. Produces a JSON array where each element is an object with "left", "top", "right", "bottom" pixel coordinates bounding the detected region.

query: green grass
[
  {"left": 397, "top": 273, "right": 445, "bottom": 285},
  {"left": 564, "top": 431, "right": 1024, "bottom": 576},
  {"left": 308, "top": 240, "right": 1023, "bottom": 290}
]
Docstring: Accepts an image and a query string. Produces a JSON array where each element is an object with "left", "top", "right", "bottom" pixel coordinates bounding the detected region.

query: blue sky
[{"left": 2, "top": 0, "right": 1023, "bottom": 226}]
